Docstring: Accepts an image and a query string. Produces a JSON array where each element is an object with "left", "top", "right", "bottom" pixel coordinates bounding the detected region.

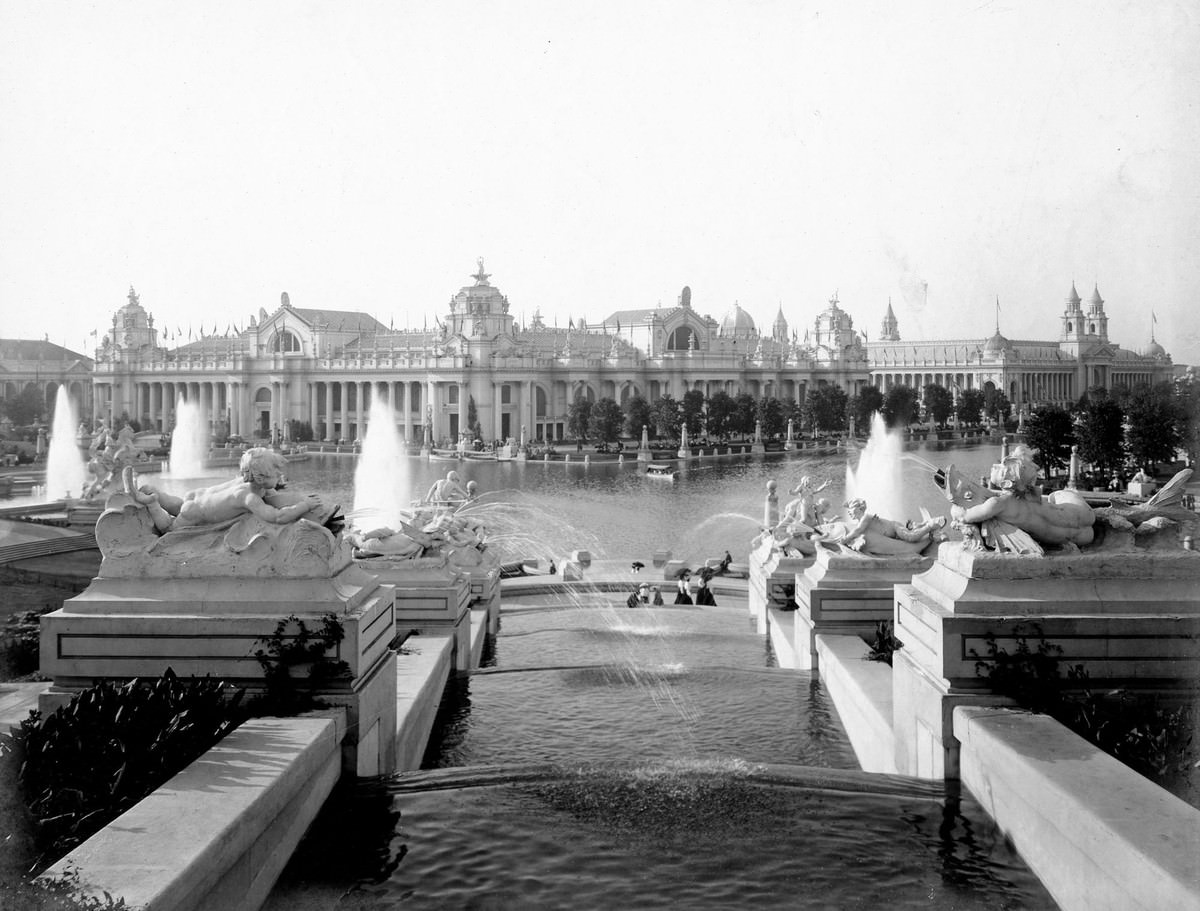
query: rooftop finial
[{"left": 473, "top": 258, "right": 490, "bottom": 285}]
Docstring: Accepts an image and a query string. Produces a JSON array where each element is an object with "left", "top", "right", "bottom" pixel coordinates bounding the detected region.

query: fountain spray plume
[
  {"left": 168, "top": 397, "right": 208, "bottom": 478},
  {"left": 352, "top": 398, "right": 410, "bottom": 532},
  {"left": 44, "top": 386, "right": 87, "bottom": 500},
  {"left": 844, "top": 412, "right": 906, "bottom": 522}
]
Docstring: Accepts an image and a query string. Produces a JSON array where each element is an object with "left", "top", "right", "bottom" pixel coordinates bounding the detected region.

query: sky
[{"left": 2, "top": 0, "right": 1198, "bottom": 363}]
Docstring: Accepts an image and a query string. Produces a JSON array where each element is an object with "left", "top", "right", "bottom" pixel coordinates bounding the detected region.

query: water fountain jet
[
  {"left": 352, "top": 399, "right": 410, "bottom": 531},
  {"left": 168, "top": 398, "right": 208, "bottom": 478},
  {"left": 44, "top": 386, "right": 87, "bottom": 500},
  {"left": 844, "top": 412, "right": 905, "bottom": 521}
]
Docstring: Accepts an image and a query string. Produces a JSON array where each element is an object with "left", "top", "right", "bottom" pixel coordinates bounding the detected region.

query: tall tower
[
  {"left": 1060, "top": 281, "right": 1108, "bottom": 354},
  {"left": 772, "top": 305, "right": 788, "bottom": 342},
  {"left": 879, "top": 299, "right": 899, "bottom": 341}
]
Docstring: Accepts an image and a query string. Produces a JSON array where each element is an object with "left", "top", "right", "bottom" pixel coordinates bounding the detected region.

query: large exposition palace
[{"left": 7, "top": 262, "right": 1174, "bottom": 442}]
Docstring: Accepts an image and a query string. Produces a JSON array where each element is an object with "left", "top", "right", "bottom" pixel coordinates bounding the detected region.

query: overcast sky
[{"left": 2, "top": 1, "right": 1198, "bottom": 364}]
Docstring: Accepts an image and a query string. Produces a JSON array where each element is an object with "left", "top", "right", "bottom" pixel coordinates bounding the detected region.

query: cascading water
[
  {"left": 168, "top": 398, "right": 208, "bottom": 478},
  {"left": 844, "top": 412, "right": 906, "bottom": 522},
  {"left": 43, "top": 386, "right": 87, "bottom": 500},
  {"left": 352, "top": 399, "right": 410, "bottom": 531}
]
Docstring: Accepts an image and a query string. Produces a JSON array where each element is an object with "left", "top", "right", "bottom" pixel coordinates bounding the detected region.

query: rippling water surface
[{"left": 267, "top": 579, "right": 1055, "bottom": 910}]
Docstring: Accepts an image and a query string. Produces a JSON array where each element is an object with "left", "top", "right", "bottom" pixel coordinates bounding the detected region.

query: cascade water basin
[{"left": 266, "top": 593, "right": 1055, "bottom": 909}]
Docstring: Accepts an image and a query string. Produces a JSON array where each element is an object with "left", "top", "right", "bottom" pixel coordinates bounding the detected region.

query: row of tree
[
  {"left": 1024, "top": 382, "right": 1192, "bottom": 478},
  {"left": 563, "top": 380, "right": 1197, "bottom": 477},
  {"left": 564, "top": 383, "right": 1015, "bottom": 444}
]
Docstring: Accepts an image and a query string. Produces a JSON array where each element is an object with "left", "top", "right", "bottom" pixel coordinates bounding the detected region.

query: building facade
[
  {"left": 83, "top": 269, "right": 1172, "bottom": 443},
  {"left": 89, "top": 264, "right": 871, "bottom": 443},
  {"left": 867, "top": 283, "right": 1173, "bottom": 413},
  {"left": 0, "top": 338, "right": 93, "bottom": 429}
]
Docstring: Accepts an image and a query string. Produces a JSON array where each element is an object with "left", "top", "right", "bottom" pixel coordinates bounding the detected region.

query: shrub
[
  {"left": 5, "top": 670, "right": 244, "bottom": 867},
  {"left": 252, "top": 613, "right": 351, "bottom": 716},
  {"left": 972, "top": 625, "right": 1198, "bottom": 804}
]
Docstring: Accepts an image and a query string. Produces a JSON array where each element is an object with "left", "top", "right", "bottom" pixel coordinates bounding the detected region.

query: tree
[
  {"left": 956, "top": 388, "right": 984, "bottom": 427},
  {"left": 705, "top": 391, "right": 736, "bottom": 440},
  {"left": 466, "top": 395, "right": 481, "bottom": 441},
  {"left": 881, "top": 385, "right": 919, "bottom": 429},
  {"left": 1179, "top": 374, "right": 1200, "bottom": 467},
  {"left": 1, "top": 386, "right": 43, "bottom": 426},
  {"left": 804, "top": 385, "right": 848, "bottom": 434},
  {"left": 1023, "top": 405, "right": 1074, "bottom": 477},
  {"left": 650, "top": 394, "right": 681, "bottom": 439},
  {"left": 681, "top": 389, "right": 706, "bottom": 437},
  {"left": 623, "top": 395, "right": 652, "bottom": 440},
  {"left": 756, "top": 396, "right": 785, "bottom": 439},
  {"left": 1124, "top": 382, "right": 1184, "bottom": 470},
  {"left": 982, "top": 387, "right": 1011, "bottom": 425},
  {"left": 922, "top": 384, "right": 954, "bottom": 428},
  {"left": 1075, "top": 396, "right": 1125, "bottom": 476},
  {"left": 567, "top": 395, "right": 592, "bottom": 441},
  {"left": 589, "top": 397, "right": 624, "bottom": 443},
  {"left": 848, "top": 386, "right": 883, "bottom": 434},
  {"left": 733, "top": 393, "right": 757, "bottom": 437}
]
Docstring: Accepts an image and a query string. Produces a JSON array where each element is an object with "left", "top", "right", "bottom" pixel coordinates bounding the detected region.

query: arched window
[
  {"left": 1066, "top": 321, "right": 1073, "bottom": 333},
  {"left": 270, "top": 330, "right": 302, "bottom": 353},
  {"left": 1088, "top": 323, "right": 1096, "bottom": 335},
  {"left": 667, "top": 326, "right": 696, "bottom": 350}
]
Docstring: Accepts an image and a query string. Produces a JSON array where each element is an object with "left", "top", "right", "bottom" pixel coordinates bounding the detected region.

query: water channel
[{"left": 254, "top": 442, "right": 1056, "bottom": 909}]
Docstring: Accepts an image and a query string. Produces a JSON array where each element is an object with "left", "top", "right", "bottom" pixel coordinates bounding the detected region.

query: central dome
[{"left": 719, "top": 303, "right": 756, "bottom": 338}]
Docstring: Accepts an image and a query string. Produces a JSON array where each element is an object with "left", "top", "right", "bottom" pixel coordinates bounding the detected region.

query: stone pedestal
[
  {"left": 793, "top": 547, "right": 932, "bottom": 670},
  {"left": 363, "top": 556, "right": 473, "bottom": 671},
  {"left": 40, "top": 491, "right": 401, "bottom": 776},
  {"left": 748, "top": 542, "right": 814, "bottom": 635},
  {"left": 41, "top": 549, "right": 398, "bottom": 776},
  {"left": 893, "top": 544, "right": 1200, "bottom": 780}
]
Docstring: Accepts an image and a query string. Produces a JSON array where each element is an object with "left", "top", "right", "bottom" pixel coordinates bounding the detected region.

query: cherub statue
[
  {"left": 125, "top": 447, "right": 322, "bottom": 534},
  {"left": 834, "top": 497, "right": 947, "bottom": 556},
  {"left": 422, "top": 470, "right": 471, "bottom": 507},
  {"left": 782, "top": 475, "right": 832, "bottom": 528}
]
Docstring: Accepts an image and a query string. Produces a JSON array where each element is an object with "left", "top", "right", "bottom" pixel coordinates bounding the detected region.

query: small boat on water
[
  {"left": 429, "top": 448, "right": 461, "bottom": 461},
  {"left": 645, "top": 462, "right": 678, "bottom": 479}
]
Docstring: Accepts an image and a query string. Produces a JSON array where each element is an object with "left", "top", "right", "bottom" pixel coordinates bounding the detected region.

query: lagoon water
[
  {"left": 264, "top": 442, "right": 1056, "bottom": 909},
  {"left": 282, "top": 441, "right": 1000, "bottom": 566}
]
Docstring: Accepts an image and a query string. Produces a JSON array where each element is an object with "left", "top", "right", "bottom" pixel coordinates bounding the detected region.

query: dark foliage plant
[
  {"left": 971, "top": 625, "right": 1198, "bottom": 802},
  {"left": 252, "top": 613, "right": 351, "bottom": 715},
  {"left": 3, "top": 670, "right": 244, "bottom": 868},
  {"left": 865, "top": 620, "right": 901, "bottom": 666}
]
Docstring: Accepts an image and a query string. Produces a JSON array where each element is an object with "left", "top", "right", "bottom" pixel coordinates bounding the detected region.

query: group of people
[
  {"left": 672, "top": 566, "right": 717, "bottom": 606},
  {"left": 624, "top": 564, "right": 721, "bottom": 608}
]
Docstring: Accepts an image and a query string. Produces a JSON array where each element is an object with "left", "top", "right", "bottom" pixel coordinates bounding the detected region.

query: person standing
[{"left": 674, "top": 569, "right": 693, "bottom": 604}]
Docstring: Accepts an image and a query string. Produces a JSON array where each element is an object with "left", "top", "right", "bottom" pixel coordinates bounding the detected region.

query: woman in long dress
[
  {"left": 695, "top": 567, "right": 717, "bottom": 606},
  {"left": 674, "top": 569, "right": 693, "bottom": 604}
]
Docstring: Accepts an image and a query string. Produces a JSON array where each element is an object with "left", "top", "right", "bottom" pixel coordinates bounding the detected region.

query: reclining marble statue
[
  {"left": 937, "top": 443, "right": 1195, "bottom": 556},
  {"left": 833, "top": 497, "right": 947, "bottom": 556},
  {"left": 95, "top": 448, "right": 340, "bottom": 578}
]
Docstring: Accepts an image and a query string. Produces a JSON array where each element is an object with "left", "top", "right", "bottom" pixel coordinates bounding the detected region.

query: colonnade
[{"left": 874, "top": 371, "right": 1077, "bottom": 407}]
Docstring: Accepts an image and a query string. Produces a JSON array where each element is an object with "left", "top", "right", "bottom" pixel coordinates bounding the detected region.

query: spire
[
  {"left": 1087, "top": 283, "right": 1104, "bottom": 312},
  {"left": 1067, "top": 281, "right": 1081, "bottom": 307}
]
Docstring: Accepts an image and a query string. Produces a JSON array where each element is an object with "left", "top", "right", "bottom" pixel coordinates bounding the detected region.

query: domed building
[
  {"left": 89, "top": 264, "right": 872, "bottom": 444},
  {"left": 868, "top": 282, "right": 1173, "bottom": 411}
]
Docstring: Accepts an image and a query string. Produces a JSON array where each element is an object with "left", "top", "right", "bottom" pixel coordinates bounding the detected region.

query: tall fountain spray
[
  {"left": 168, "top": 398, "right": 208, "bottom": 478},
  {"left": 353, "top": 399, "right": 410, "bottom": 531},
  {"left": 43, "top": 386, "right": 87, "bottom": 500},
  {"left": 844, "top": 412, "right": 906, "bottom": 522}
]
